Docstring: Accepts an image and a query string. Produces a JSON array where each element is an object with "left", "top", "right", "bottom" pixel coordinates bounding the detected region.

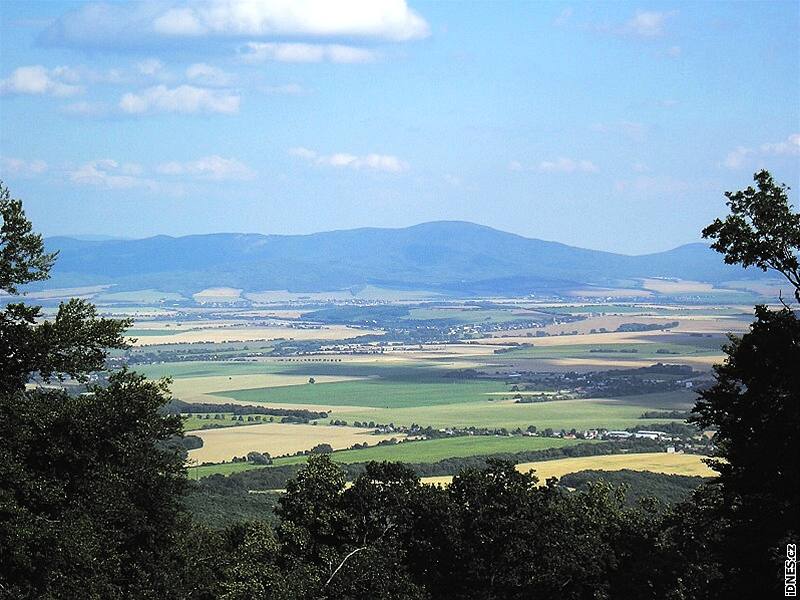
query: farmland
[
  {"left": 421, "top": 452, "right": 717, "bottom": 486},
  {"left": 188, "top": 435, "right": 594, "bottom": 477},
  {"left": 187, "top": 422, "right": 408, "bottom": 463},
  {"left": 106, "top": 297, "right": 749, "bottom": 480}
]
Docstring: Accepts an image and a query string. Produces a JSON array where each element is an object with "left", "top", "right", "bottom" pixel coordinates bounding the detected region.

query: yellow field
[
  {"left": 640, "top": 279, "right": 717, "bottom": 294},
  {"left": 492, "top": 314, "right": 748, "bottom": 340},
  {"left": 130, "top": 324, "right": 382, "bottom": 346},
  {"left": 421, "top": 452, "right": 716, "bottom": 486},
  {"left": 193, "top": 287, "right": 243, "bottom": 301},
  {"left": 188, "top": 423, "right": 407, "bottom": 463},
  {"left": 565, "top": 287, "right": 654, "bottom": 298}
]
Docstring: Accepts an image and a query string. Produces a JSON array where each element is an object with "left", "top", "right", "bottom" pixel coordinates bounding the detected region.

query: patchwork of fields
[{"left": 119, "top": 298, "right": 747, "bottom": 482}]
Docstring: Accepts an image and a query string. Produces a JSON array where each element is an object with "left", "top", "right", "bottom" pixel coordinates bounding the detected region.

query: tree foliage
[
  {"left": 702, "top": 169, "right": 800, "bottom": 302},
  {"left": 0, "top": 184, "right": 207, "bottom": 598}
]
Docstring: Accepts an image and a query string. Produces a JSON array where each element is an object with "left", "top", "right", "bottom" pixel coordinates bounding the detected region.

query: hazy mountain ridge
[{"left": 40, "top": 221, "right": 753, "bottom": 296}]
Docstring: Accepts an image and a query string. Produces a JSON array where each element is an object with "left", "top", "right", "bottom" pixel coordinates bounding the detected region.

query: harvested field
[
  {"left": 130, "top": 324, "right": 382, "bottom": 346},
  {"left": 188, "top": 423, "right": 407, "bottom": 463},
  {"left": 421, "top": 452, "right": 715, "bottom": 486}
]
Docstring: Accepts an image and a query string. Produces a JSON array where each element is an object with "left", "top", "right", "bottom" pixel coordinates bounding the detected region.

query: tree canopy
[{"left": 702, "top": 169, "right": 800, "bottom": 302}]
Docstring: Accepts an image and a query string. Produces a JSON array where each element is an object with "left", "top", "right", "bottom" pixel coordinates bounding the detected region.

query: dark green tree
[
  {"left": 684, "top": 170, "right": 800, "bottom": 597},
  {"left": 0, "top": 183, "right": 209, "bottom": 599}
]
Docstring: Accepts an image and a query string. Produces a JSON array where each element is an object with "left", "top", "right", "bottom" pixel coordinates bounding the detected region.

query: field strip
[
  {"left": 188, "top": 423, "right": 406, "bottom": 463},
  {"left": 131, "top": 325, "right": 382, "bottom": 346},
  {"left": 421, "top": 452, "right": 715, "bottom": 486},
  {"left": 536, "top": 356, "right": 723, "bottom": 369},
  {"left": 169, "top": 374, "right": 369, "bottom": 399}
]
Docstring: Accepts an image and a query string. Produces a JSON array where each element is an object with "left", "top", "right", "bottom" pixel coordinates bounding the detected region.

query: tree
[
  {"left": 685, "top": 170, "right": 800, "bottom": 597},
  {"left": 702, "top": 169, "right": 800, "bottom": 302},
  {"left": 0, "top": 183, "right": 207, "bottom": 598},
  {"left": 1, "top": 183, "right": 130, "bottom": 394}
]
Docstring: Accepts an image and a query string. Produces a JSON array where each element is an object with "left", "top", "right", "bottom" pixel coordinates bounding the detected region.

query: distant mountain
[{"left": 38, "top": 221, "right": 755, "bottom": 297}]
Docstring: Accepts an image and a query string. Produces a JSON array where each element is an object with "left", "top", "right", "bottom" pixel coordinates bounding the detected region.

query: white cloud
[
  {"left": 119, "top": 84, "right": 240, "bottom": 114},
  {"left": 1, "top": 156, "right": 48, "bottom": 177},
  {"left": 186, "top": 63, "right": 233, "bottom": 86},
  {"left": 761, "top": 133, "right": 800, "bottom": 156},
  {"left": 723, "top": 146, "right": 752, "bottom": 170},
  {"left": 153, "top": 0, "right": 429, "bottom": 41},
  {"left": 69, "top": 159, "right": 156, "bottom": 190},
  {"left": 239, "top": 42, "right": 376, "bottom": 64},
  {"left": 624, "top": 10, "right": 673, "bottom": 37},
  {"left": 43, "top": 0, "right": 429, "bottom": 48},
  {"left": 537, "top": 158, "right": 599, "bottom": 174},
  {"left": 156, "top": 155, "right": 254, "bottom": 180},
  {"left": 722, "top": 134, "right": 799, "bottom": 169},
  {"left": 0, "top": 65, "right": 83, "bottom": 97},
  {"left": 590, "top": 10, "right": 676, "bottom": 39},
  {"left": 290, "top": 147, "right": 408, "bottom": 172},
  {"left": 136, "top": 58, "right": 164, "bottom": 76}
]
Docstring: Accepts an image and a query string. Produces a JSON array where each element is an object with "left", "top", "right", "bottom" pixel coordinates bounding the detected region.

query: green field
[
  {"left": 188, "top": 435, "right": 593, "bottom": 477},
  {"left": 219, "top": 379, "right": 507, "bottom": 409},
  {"left": 276, "top": 435, "right": 592, "bottom": 465},
  {"left": 499, "top": 342, "right": 719, "bottom": 360},
  {"left": 126, "top": 328, "right": 185, "bottom": 337},
  {"left": 406, "top": 307, "right": 537, "bottom": 324}
]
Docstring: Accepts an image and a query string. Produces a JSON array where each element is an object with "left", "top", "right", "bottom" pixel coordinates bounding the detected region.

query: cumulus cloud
[
  {"left": 186, "top": 62, "right": 233, "bottom": 86},
  {"left": 42, "top": 0, "right": 429, "bottom": 48},
  {"left": 119, "top": 84, "right": 240, "bottom": 114},
  {"left": 589, "top": 10, "right": 676, "bottom": 39},
  {"left": 532, "top": 158, "right": 599, "bottom": 174},
  {"left": 761, "top": 133, "right": 800, "bottom": 156},
  {"left": 510, "top": 158, "right": 598, "bottom": 174},
  {"left": 136, "top": 58, "right": 164, "bottom": 76},
  {"left": 1, "top": 156, "right": 48, "bottom": 177},
  {"left": 623, "top": 10, "right": 673, "bottom": 37},
  {"left": 722, "top": 134, "right": 800, "bottom": 169},
  {"left": 156, "top": 155, "right": 254, "bottom": 180},
  {"left": 153, "top": 0, "right": 429, "bottom": 40},
  {"left": 239, "top": 42, "right": 376, "bottom": 64},
  {"left": 69, "top": 159, "right": 156, "bottom": 190},
  {"left": 290, "top": 147, "right": 408, "bottom": 172},
  {"left": 723, "top": 146, "right": 752, "bottom": 170},
  {"left": 0, "top": 65, "right": 83, "bottom": 97}
]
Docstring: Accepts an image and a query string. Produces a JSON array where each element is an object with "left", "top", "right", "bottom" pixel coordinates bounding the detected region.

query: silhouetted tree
[
  {"left": 0, "top": 183, "right": 209, "bottom": 599},
  {"left": 702, "top": 169, "right": 800, "bottom": 302}
]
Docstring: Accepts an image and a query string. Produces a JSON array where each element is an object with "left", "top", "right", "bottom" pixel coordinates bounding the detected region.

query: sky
[{"left": 0, "top": 1, "right": 798, "bottom": 254}]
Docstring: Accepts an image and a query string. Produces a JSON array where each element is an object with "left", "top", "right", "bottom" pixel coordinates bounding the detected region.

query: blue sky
[{"left": 0, "top": 0, "right": 797, "bottom": 254}]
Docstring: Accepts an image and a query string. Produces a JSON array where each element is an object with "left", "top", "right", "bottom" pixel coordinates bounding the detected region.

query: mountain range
[{"left": 38, "top": 221, "right": 757, "bottom": 297}]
